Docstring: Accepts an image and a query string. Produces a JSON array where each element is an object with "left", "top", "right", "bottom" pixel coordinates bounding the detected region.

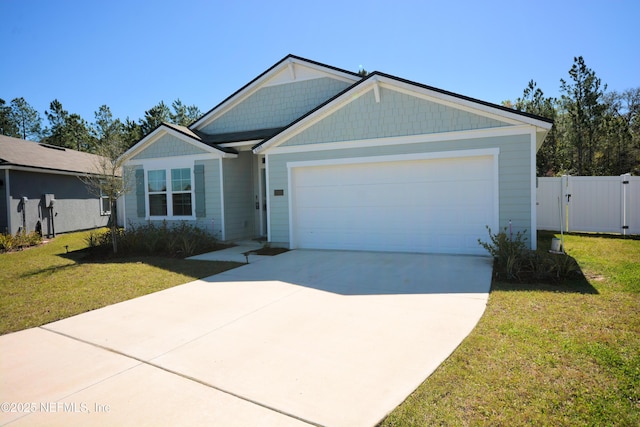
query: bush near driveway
[{"left": 478, "top": 227, "right": 581, "bottom": 283}]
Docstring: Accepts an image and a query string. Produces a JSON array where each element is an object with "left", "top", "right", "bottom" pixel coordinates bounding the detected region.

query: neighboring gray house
[
  {"left": 0, "top": 135, "right": 112, "bottom": 236},
  {"left": 122, "top": 55, "right": 552, "bottom": 255}
]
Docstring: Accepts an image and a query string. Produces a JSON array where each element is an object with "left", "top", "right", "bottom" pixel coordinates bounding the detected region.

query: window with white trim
[
  {"left": 147, "top": 168, "right": 193, "bottom": 217},
  {"left": 98, "top": 183, "right": 112, "bottom": 216},
  {"left": 100, "top": 192, "right": 111, "bottom": 216}
]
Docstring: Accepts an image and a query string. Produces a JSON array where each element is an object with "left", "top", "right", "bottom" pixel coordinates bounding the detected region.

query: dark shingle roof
[
  {"left": 0, "top": 135, "right": 108, "bottom": 175},
  {"left": 193, "top": 127, "right": 286, "bottom": 144},
  {"left": 160, "top": 122, "right": 239, "bottom": 154}
]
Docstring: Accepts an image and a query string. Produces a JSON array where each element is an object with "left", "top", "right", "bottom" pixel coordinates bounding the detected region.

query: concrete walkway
[
  {"left": 0, "top": 250, "right": 493, "bottom": 427},
  {"left": 187, "top": 240, "right": 267, "bottom": 263}
]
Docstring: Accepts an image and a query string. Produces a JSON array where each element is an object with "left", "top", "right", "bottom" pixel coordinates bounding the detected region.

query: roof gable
[
  {"left": 189, "top": 54, "right": 361, "bottom": 133},
  {"left": 122, "top": 123, "right": 237, "bottom": 162},
  {"left": 254, "top": 72, "right": 553, "bottom": 153}
]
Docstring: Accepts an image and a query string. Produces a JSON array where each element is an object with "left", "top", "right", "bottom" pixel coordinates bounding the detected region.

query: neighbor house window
[
  {"left": 100, "top": 191, "right": 111, "bottom": 216},
  {"left": 147, "top": 168, "right": 193, "bottom": 217}
]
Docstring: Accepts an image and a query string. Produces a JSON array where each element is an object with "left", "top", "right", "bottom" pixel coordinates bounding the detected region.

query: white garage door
[{"left": 290, "top": 155, "right": 496, "bottom": 255}]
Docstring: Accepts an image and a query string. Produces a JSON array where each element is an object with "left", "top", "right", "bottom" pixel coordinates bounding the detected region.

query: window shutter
[
  {"left": 194, "top": 164, "right": 206, "bottom": 217},
  {"left": 135, "top": 168, "right": 146, "bottom": 217}
]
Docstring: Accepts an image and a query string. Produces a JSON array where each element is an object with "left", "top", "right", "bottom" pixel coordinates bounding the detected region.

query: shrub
[
  {"left": 86, "top": 221, "right": 224, "bottom": 258},
  {"left": 478, "top": 226, "right": 581, "bottom": 283},
  {"left": 478, "top": 226, "right": 529, "bottom": 280},
  {"left": 0, "top": 231, "right": 42, "bottom": 253}
]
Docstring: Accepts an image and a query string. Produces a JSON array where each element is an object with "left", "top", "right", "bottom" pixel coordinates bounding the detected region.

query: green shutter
[
  {"left": 135, "top": 168, "right": 146, "bottom": 217},
  {"left": 194, "top": 164, "right": 206, "bottom": 218}
]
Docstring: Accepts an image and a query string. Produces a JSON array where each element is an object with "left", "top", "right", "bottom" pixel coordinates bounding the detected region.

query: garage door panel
[{"left": 291, "top": 155, "right": 495, "bottom": 255}]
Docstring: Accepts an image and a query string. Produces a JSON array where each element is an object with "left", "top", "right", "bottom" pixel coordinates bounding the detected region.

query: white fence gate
[{"left": 537, "top": 174, "right": 640, "bottom": 235}]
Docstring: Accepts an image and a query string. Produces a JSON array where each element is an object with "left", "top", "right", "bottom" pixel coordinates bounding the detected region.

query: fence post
[
  {"left": 561, "top": 175, "right": 571, "bottom": 232},
  {"left": 621, "top": 173, "right": 631, "bottom": 236}
]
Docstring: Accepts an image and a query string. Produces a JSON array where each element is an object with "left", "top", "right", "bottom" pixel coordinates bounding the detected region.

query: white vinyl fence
[{"left": 537, "top": 174, "right": 639, "bottom": 235}]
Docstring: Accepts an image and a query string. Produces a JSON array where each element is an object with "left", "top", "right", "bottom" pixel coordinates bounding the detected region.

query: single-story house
[
  {"left": 122, "top": 55, "right": 552, "bottom": 255},
  {"left": 0, "top": 135, "right": 115, "bottom": 236}
]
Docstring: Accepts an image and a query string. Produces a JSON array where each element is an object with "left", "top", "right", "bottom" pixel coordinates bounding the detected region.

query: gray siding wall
[
  {"left": 200, "top": 78, "right": 352, "bottom": 134},
  {"left": 124, "top": 160, "right": 224, "bottom": 239},
  {"left": 222, "top": 151, "right": 255, "bottom": 240},
  {"left": 131, "top": 134, "right": 208, "bottom": 160},
  {"left": 0, "top": 171, "right": 7, "bottom": 233},
  {"left": 282, "top": 88, "right": 510, "bottom": 146},
  {"left": 7, "top": 170, "right": 109, "bottom": 235},
  {"left": 267, "top": 133, "right": 533, "bottom": 247}
]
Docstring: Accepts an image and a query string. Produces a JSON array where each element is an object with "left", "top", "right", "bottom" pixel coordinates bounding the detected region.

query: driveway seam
[{"left": 39, "top": 303, "right": 323, "bottom": 427}]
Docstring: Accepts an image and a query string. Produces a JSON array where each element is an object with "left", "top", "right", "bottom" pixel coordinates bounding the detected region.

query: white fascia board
[
  {"left": 535, "top": 129, "right": 550, "bottom": 152},
  {"left": 268, "top": 125, "right": 534, "bottom": 156},
  {"left": 191, "top": 57, "right": 359, "bottom": 131},
  {"left": 121, "top": 126, "right": 237, "bottom": 162}
]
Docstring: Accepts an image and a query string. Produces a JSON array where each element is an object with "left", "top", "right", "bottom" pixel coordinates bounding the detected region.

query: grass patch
[
  {"left": 0, "top": 230, "right": 242, "bottom": 335},
  {"left": 380, "top": 233, "right": 640, "bottom": 426}
]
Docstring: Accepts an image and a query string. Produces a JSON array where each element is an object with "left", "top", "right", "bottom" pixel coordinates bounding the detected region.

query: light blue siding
[
  {"left": 196, "top": 158, "right": 223, "bottom": 239},
  {"left": 131, "top": 134, "right": 208, "bottom": 160},
  {"left": 267, "top": 134, "right": 533, "bottom": 248},
  {"left": 124, "top": 165, "right": 143, "bottom": 228},
  {"left": 200, "top": 78, "right": 351, "bottom": 134},
  {"left": 282, "top": 87, "right": 510, "bottom": 146},
  {"left": 222, "top": 151, "right": 255, "bottom": 240},
  {"left": 124, "top": 159, "right": 224, "bottom": 240}
]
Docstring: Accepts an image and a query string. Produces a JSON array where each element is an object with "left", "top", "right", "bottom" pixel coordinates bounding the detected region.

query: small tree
[{"left": 80, "top": 137, "right": 131, "bottom": 253}]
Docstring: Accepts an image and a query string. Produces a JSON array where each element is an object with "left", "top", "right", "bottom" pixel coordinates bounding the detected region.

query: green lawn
[
  {"left": 381, "top": 233, "right": 640, "bottom": 426},
  {"left": 2, "top": 230, "right": 638, "bottom": 425},
  {"left": 0, "top": 230, "right": 242, "bottom": 335}
]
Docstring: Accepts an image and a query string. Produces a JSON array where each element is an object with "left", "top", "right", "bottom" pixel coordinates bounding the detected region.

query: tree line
[
  {"left": 0, "top": 98, "right": 201, "bottom": 153},
  {"left": 1, "top": 55, "right": 638, "bottom": 176},
  {"left": 505, "top": 56, "right": 639, "bottom": 176}
]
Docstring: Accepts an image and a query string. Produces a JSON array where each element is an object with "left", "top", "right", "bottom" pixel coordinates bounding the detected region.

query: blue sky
[{"left": 1, "top": 0, "right": 638, "bottom": 127}]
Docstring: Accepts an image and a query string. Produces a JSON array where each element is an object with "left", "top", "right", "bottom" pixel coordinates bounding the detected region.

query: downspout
[
  {"left": 4, "top": 170, "right": 10, "bottom": 234},
  {"left": 49, "top": 198, "right": 56, "bottom": 238},
  {"left": 21, "top": 196, "right": 27, "bottom": 232}
]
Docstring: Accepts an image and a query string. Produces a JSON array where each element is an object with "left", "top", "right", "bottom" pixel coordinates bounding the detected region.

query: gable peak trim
[
  {"left": 189, "top": 54, "right": 361, "bottom": 131},
  {"left": 122, "top": 123, "right": 237, "bottom": 162}
]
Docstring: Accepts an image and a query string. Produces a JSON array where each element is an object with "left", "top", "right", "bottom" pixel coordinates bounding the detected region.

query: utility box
[{"left": 44, "top": 194, "right": 55, "bottom": 208}]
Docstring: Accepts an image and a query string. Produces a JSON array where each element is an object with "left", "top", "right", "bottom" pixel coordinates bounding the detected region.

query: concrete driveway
[{"left": 0, "top": 250, "right": 492, "bottom": 427}]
